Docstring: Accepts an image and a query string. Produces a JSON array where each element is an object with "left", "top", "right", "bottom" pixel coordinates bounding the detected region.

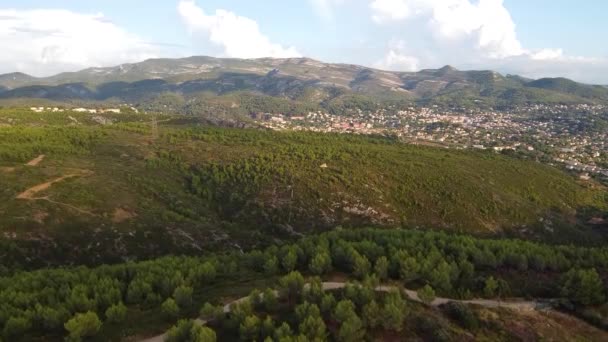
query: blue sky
[{"left": 1, "top": 0, "right": 607, "bottom": 83}]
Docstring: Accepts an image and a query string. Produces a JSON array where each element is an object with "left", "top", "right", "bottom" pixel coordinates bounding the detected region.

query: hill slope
[
  {"left": 0, "top": 109, "right": 606, "bottom": 268},
  {"left": 1, "top": 57, "right": 608, "bottom": 110}
]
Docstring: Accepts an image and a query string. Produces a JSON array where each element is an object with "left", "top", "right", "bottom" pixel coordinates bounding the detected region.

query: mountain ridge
[{"left": 1, "top": 56, "right": 607, "bottom": 108}]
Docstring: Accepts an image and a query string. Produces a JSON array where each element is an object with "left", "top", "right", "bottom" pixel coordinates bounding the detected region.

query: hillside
[
  {"left": 1, "top": 57, "right": 608, "bottom": 113},
  {"left": 1, "top": 228, "right": 607, "bottom": 341},
  {"left": 0, "top": 109, "right": 606, "bottom": 269}
]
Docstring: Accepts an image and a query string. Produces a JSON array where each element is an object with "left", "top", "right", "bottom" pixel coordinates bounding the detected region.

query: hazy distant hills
[{"left": 1, "top": 56, "right": 608, "bottom": 109}]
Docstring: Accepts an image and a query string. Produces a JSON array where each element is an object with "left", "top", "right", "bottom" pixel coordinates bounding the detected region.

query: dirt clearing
[
  {"left": 112, "top": 208, "right": 137, "bottom": 223},
  {"left": 15, "top": 170, "right": 96, "bottom": 216},
  {"left": 16, "top": 174, "right": 80, "bottom": 200},
  {"left": 26, "top": 155, "right": 45, "bottom": 166}
]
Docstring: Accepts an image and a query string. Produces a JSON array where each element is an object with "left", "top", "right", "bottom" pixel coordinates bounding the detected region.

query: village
[{"left": 254, "top": 103, "right": 608, "bottom": 179}]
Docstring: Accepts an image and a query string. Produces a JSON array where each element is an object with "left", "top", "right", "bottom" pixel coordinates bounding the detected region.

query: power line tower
[{"left": 151, "top": 115, "right": 159, "bottom": 141}]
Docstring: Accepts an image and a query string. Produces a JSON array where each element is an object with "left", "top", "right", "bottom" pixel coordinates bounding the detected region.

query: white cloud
[
  {"left": 370, "top": 0, "right": 412, "bottom": 23},
  {"left": 373, "top": 40, "right": 419, "bottom": 71},
  {"left": 178, "top": 0, "right": 300, "bottom": 59},
  {"left": 368, "top": 0, "right": 608, "bottom": 83},
  {"left": 374, "top": 50, "right": 419, "bottom": 71},
  {"left": 0, "top": 8, "right": 159, "bottom": 76},
  {"left": 370, "top": 0, "right": 524, "bottom": 58}
]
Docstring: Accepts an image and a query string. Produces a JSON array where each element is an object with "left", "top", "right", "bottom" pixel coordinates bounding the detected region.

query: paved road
[{"left": 139, "top": 282, "right": 544, "bottom": 341}]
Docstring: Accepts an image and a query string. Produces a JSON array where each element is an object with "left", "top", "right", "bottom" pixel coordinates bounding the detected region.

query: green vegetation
[
  {"left": 1, "top": 228, "right": 607, "bottom": 340},
  {"left": 0, "top": 109, "right": 606, "bottom": 269}
]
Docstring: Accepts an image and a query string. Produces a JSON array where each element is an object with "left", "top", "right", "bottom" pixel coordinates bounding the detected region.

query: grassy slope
[{"left": 0, "top": 109, "right": 606, "bottom": 268}]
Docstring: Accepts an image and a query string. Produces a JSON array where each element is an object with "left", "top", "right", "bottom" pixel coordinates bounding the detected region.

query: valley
[{"left": 0, "top": 57, "right": 607, "bottom": 341}]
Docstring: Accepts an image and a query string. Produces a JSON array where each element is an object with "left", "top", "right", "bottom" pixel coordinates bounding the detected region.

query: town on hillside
[{"left": 253, "top": 103, "right": 608, "bottom": 180}]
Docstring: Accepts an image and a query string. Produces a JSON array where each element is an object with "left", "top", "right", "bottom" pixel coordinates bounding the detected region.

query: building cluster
[
  {"left": 30, "top": 107, "right": 64, "bottom": 113},
  {"left": 255, "top": 104, "right": 608, "bottom": 179},
  {"left": 30, "top": 107, "right": 124, "bottom": 114}
]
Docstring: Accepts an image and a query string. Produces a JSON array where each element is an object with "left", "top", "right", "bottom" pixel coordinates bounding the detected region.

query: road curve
[{"left": 138, "top": 282, "right": 544, "bottom": 342}]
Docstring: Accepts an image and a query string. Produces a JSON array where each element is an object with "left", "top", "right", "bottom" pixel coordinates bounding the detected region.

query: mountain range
[{"left": 1, "top": 56, "right": 608, "bottom": 111}]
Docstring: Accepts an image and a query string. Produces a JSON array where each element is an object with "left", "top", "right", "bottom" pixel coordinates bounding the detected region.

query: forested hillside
[
  {"left": 1, "top": 229, "right": 607, "bottom": 341},
  {"left": 0, "top": 109, "right": 606, "bottom": 269}
]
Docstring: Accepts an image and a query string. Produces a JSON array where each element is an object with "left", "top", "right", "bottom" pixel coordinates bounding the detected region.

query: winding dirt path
[
  {"left": 16, "top": 170, "right": 95, "bottom": 216},
  {"left": 138, "top": 282, "right": 545, "bottom": 342},
  {"left": 25, "top": 154, "right": 45, "bottom": 166},
  {"left": 322, "top": 282, "right": 540, "bottom": 310},
  {"left": 16, "top": 174, "right": 80, "bottom": 200}
]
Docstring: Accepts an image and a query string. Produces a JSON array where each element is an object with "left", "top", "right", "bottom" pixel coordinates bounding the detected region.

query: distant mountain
[
  {"left": 527, "top": 77, "right": 608, "bottom": 101},
  {"left": 0, "top": 72, "right": 37, "bottom": 90},
  {"left": 1, "top": 56, "right": 607, "bottom": 110}
]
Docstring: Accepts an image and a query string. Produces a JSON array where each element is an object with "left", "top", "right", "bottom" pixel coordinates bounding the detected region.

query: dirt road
[
  {"left": 25, "top": 154, "right": 45, "bottom": 166},
  {"left": 16, "top": 174, "right": 81, "bottom": 200},
  {"left": 15, "top": 170, "right": 95, "bottom": 215},
  {"left": 138, "top": 282, "right": 543, "bottom": 342}
]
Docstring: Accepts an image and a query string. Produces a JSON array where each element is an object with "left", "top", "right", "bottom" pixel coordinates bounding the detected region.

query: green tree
[
  {"left": 173, "top": 285, "right": 194, "bottom": 309},
  {"left": 264, "top": 256, "right": 279, "bottom": 275},
  {"left": 274, "top": 322, "right": 293, "bottom": 340},
  {"left": 240, "top": 315, "right": 261, "bottom": 341},
  {"left": 3, "top": 316, "right": 31, "bottom": 340},
  {"left": 282, "top": 249, "right": 298, "bottom": 272},
  {"left": 105, "top": 302, "right": 128, "bottom": 323},
  {"left": 417, "top": 285, "right": 436, "bottom": 304},
  {"left": 262, "top": 288, "right": 279, "bottom": 312},
  {"left": 162, "top": 298, "right": 180, "bottom": 319},
  {"left": 429, "top": 261, "right": 452, "bottom": 292},
  {"left": 230, "top": 300, "right": 254, "bottom": 327},
  {"left": 249, "top": 289, "right": 263, "bottom": 309},
  {"left": 64, "top": 311, "right": 102, "bottom": 342},
  {"left": 374, "top": 256, "right": 389, "bottom": 280},
  {"left": 303, "top": 277, "right": 325, "bottom": 304},
  {"left": 34, "top": 305, "right": 68, "bottom": 332},
  {"left": 496, "top": 278, "right": 511, "bottom": 299},
  {"left": 200, "top": 303, "right": 223, "bottom": 321},
  {"left": 353, "top": 255, "right": 371, "bottom": 279},
  {"left": 165, "top": 319, "right": 216, "bottom": 342},
  {"left": 561, "top": 268, "right": 606, "bottom": 306},
  {"left": 188, "top": 262, "right": 217, "bottom": 286},
  {"left": 333, "top": 299, "right": 356, "bottom": 323},
  {"left": 398, "top": 256, "right": 420, "bottom": 282},
  {"left": 483, "top": 276, "right": 498, "bottom": 298},
  {"left": 295, "top": 302, "right": 321, "bottom": 323},
  {"left": 191, "top": 325, "right": 217, "bottom": 342},
  {"left": 443, "top": 302, "right": 479, "bottom": 330},
  {"left": 382, "top": 291, "right": 407, "bottom": 332},
  {"left": 298, "top": 315, "right": 326, "bottom": 341},
  {"left": 309, "top": 252, "right": 332, "bottom": 275},
  {"left": 362, "top": 300, "right": 381, "bottom": 329},
  {"left": 261, "top": 316, "right": 275, "bottom": 339},
  {"left": 320, "top": 293, "right": 337, "bottom": 315},
  {"left": 279, "top": 271, "right": 305, "bottom": 303},
  {"left": 338, "top": 315, "right": 365, "bottom": 342},
  {"left": 127, "top": 279, "right": 153, "bottom": 304}
]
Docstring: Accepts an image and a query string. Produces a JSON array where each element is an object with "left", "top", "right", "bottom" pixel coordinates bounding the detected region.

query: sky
[{"left": 1, "top": 0, "right": 607, "bottom": 84}]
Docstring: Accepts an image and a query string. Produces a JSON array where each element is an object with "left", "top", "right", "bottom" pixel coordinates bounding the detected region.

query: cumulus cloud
[
  {"left": 373, "top": 40, "right": 419, "bottom": 71},
  {"left": 370, "top": 0, "right": 524, "bottom": 58},
  {"left": 369, "top": 0, "right": 608, "bottom": 83},
  {"left": 0, "top": 8, "right": 159, "bottom": 76},
  {"left": 178, "top": 0, "right": 300, "bottom": 59}
]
